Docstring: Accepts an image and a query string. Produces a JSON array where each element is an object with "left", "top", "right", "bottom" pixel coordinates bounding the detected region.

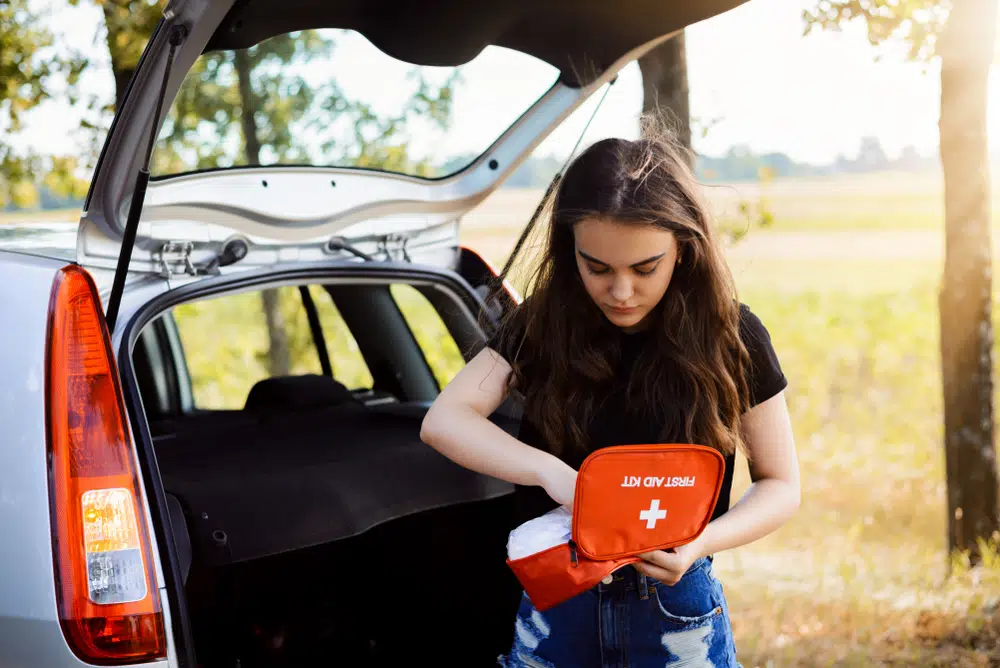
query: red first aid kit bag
[{"left": 506, "top": 444, "right": 725, "bottom": 612}]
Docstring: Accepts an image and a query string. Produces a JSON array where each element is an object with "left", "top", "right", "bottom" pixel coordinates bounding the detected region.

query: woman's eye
[
  {"left": 586, "top": 264, "right": 610, "bottom": 275},
  {"left": 633, "top": 264, "right": 658, "bottom": 277}
]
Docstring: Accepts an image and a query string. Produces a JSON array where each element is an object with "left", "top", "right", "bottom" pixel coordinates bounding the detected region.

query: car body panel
[{"left": 0, "top": 250, "right": 176, "bottom": 667}]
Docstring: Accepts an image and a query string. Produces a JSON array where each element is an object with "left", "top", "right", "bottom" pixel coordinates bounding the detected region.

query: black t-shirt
[{"left": 486, "top": 302, "right": 788, "bottom": 529}]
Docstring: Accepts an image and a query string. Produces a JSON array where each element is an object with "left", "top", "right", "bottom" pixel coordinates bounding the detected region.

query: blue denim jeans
[{"left": 497, "top": 557, "right": 740, "bottom": 668}]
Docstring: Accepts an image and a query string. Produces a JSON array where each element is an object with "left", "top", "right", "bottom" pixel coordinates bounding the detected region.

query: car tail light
[
  {"left": 46, "top": 264, "right": 166, "bottom": 663},
  {"left": 460, "top": 245, "right": 523, "bottom": 304}
]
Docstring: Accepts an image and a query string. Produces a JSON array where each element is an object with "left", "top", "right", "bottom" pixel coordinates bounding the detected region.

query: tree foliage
[
  {"left": 802, "top": 0, "right": 951, "bottom": 61},
  {"left": 1, "top": 1, "right": 459, "bottom": 210},
  {"left": 153, "top": 29, "right": 458, "bottom": 175},
  {"left": 0, "top": 0, "right": 87, "bottom": 207}
]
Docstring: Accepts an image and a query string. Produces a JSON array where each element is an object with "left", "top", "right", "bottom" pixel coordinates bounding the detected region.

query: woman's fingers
[
  {"left": 635, "top": 551, "right": 684, "bottom": 585},
  {"left": 634, "top": 560, "right": 681, "bottom": 585}
]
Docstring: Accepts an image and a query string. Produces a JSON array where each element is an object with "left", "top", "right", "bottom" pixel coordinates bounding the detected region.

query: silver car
[{"left": 0, "top": 0, "right": 746, "bottom": 665}]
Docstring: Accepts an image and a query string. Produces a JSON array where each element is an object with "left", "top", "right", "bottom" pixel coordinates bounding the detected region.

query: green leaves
[
  {"left": 96, "top": 0, "right": 165, "bottom": 76},
  {"left": 151, "top": 29, "right": 460, "bottom": 176},
  {"left": 0, "top": 0, "right": 90, "bottom": 208},
  {"left": 0, "top": 0, "right": 55, "bottom": 132},
  {"left": 1, "top": 10, "right": 460, "bottom": 210},
  {"left": 802, "top": 0, "right": 951, "bottom": 62}
]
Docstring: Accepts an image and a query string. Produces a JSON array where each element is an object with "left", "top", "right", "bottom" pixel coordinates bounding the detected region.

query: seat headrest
[{"left": 244, "top": 374, "right": 357, "bottom": 413}]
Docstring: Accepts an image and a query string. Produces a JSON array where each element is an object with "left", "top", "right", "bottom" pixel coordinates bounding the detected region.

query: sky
[{"left": 13, "top": 0, "right": 1000, "bottom": 172}]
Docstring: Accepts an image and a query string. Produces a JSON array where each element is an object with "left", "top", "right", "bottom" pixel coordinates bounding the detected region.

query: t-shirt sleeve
[
  {"left": 738, "top": 303, "right": 788, "bottom": 408},
  {"left": 484, "top": 325, "right": 512, "bottom": 360},
  {"left": 484, "top": 303, "right": 525, "bottom": 363}
]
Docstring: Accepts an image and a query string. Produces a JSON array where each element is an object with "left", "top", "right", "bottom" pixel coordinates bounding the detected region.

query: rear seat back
[{"left": 244, "top": 375, "right": 359, "bottom": 413}]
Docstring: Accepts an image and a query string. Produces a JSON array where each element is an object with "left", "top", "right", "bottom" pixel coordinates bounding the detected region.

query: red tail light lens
[
  {"left": 460, "top": 245, "right": 523, "bottom": 304},
  {"left": 46, "top": 264, "right": 166, "bottom": 663}
]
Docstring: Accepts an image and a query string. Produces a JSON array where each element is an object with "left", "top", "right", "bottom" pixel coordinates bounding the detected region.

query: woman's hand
[
  {"left": 537, "top": 458, "right": 578, "bottom": 508},
  {"left": 633, "top": 535, "right": 707, "bottom": 586}
]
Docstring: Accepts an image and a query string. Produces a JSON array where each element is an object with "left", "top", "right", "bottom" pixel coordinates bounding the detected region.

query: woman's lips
[{"left": 608, "top": 305, "right": 638, "bottom": 314}]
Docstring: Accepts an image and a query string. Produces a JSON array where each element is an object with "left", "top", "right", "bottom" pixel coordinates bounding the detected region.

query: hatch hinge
[
  {"left": 378, "top": 233, "right": 411, "bottom": 262},
  {"left": 155, "top": 241, "right": 197, "bottom": 278}
]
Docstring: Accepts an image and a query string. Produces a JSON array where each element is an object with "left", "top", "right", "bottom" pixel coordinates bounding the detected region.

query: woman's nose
[{"left": 609, "top": 274, "right": 633, "bottom": 302}]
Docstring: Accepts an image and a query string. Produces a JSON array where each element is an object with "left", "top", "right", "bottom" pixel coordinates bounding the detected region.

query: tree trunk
[
  {"left": 260, "top": 288, "right": 292, "bottom": 376},
  {"left": 234, "top": 49, "right": 263, "bottom": 167},
  {"left": 234, "top": 48, "right": 291, "bottom": 376},
  {"left": 938, "top": 0, "right": 1000, "bottom": 566},
  {"left": 102, "top": 2, "right": 133, "bottom": 110},
  {"left": 638, "top": 32, "right": 691, "bottom": 155}
]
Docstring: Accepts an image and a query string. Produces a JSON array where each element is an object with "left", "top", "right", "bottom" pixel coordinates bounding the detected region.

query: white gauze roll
[{"left": 506, "top": 506, "right": 573, "bottom": 561}]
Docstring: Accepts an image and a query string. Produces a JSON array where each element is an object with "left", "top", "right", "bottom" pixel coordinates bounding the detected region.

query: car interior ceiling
[{"left": 130, "top": 277, "right": 523, "bottom": 666}]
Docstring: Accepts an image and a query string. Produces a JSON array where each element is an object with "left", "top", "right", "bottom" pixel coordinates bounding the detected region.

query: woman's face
[{"left": 573, "top": 216, "right": 679, "bottom": 332}]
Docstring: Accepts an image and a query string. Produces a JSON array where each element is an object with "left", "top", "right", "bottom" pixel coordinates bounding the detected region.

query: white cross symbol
[{"left": 639, "top": 499, "right": 667, "bottom": 529}]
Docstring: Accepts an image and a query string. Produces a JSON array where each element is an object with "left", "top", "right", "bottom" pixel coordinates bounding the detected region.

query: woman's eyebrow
[{"left": 577, "top": 250, "right": 665, "bottom": 267}]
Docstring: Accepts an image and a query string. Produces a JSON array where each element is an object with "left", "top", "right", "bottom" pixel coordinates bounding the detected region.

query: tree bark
[
  {"left": 235, "top": 48, "right": 291, "bottom": 376},
  {"left": 260, "top": 288, "right": 292, "bottom": 376},
  {"left": 638, "top": 32, "right": 691, "bottom": 155},
  {"left": 102, "top": 2, "right": 132, "bottom": 110},
  {"left": 938, "top": 0, "right": 1000, "bottom": 566},
  {"left": 235, "top": 49, "right": 263, "bottom": 166},
  {"left": 101, "top": 0, "right": 165, "bottom": 111}
]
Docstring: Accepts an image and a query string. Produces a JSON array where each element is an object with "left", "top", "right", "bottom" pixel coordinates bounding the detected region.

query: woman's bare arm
[
  {"left": 635, "top": 390, "right": 800, "bottom": 583},
  {"left": 420, "top": 348, "right": 579, "bottom": 506},
  {"left": 697, "top": 390, "right": 801, "bottom": 554}
]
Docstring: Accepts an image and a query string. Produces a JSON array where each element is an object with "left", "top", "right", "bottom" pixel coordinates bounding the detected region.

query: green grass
[
  {"left": 0, "top": 207, "right": 80, "bottom": 224},
  {"left": 462, "top": 170, "right": 1000, "bottom": 235}
]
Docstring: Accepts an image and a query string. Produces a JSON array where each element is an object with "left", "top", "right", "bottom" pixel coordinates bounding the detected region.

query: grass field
[{"left": 9, "top": 170, "right": 1000, "bottom": 665}]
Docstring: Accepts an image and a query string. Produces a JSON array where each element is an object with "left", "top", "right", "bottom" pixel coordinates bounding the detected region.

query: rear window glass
[
  {"left": 151, "top": 29, "right": 559, "bottom": 180},
  {"left": 172, "top": 285, "right": 372, "bottom": 410},
  {"left": 306, "top": 285, "right": 375, "bottom": 390},
  {"left": 390, "top": 284, "right": 466, "bottom": 388}
]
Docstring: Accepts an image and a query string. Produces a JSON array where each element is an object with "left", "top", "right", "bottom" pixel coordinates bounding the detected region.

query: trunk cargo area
[{"left": 149, "top": 374, "right": 524, "bottom": 666}]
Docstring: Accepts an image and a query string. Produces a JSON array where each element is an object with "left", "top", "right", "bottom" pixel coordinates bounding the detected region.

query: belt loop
[{"left": 636, "top": 570, "right": 649, "bottom": 600}]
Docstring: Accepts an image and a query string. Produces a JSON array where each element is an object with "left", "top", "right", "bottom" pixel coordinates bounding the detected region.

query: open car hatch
[{"left": 79, "top": 0, "right": 750, "bottom": 314}]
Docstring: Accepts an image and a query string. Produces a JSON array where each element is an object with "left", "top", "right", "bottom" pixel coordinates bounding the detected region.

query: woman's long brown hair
[{"left": 485, "top": 115, "right": 753, "bottom": 459}]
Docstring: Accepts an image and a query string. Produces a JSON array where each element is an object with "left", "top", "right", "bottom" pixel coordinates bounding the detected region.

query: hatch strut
[
  {"left": 105, "top": 24, "right": 187, "bottom": 331},
  {"left": 495, "top": 77, "right": 616, "bottom": 284}
]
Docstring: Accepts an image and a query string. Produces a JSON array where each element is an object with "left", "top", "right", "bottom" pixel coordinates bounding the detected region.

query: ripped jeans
[{"left": 497, "top": 557, "right": 740, "bottom": 668}]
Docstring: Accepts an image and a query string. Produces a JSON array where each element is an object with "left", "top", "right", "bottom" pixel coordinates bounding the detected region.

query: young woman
[{"left": 420, "top": 119, "right": 800, "bottom": 667}]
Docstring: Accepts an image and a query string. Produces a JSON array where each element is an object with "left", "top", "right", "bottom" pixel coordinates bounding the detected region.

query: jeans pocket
[
  {"left": 650, "top": 565, "right": 722, "bottom": 628},
  {"left": 654, "top": 599, "right": 723, "bottom": 627}
]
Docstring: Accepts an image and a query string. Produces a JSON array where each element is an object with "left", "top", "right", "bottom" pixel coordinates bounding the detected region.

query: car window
[
  {"left": 151, "top": 29, "right": 559, "bottom": 180},
  {"left": 305, "top": 285, "right": 375, "bottom": 390},
  {"left": 389, "top": 284, "right": 466, "bottom": 388},
  {"left": 171, "top": 285, "right": 372, "bottom": 410}
]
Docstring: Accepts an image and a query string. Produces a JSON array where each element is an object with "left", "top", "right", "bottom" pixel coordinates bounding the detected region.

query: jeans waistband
[{"left": 596, "top": 555, "right": 713, "bottom": 594}]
